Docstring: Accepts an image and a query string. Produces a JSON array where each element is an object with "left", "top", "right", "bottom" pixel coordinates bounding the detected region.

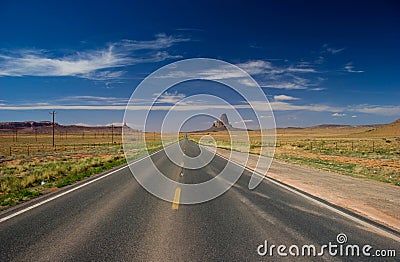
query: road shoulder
[{"left": 214, "top": 147, "right": 400, "bottom": 232}]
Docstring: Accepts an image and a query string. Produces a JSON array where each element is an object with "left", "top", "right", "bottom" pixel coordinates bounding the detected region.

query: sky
[{"left": 0, "top": 0, "right": 399, "bottom": 129}]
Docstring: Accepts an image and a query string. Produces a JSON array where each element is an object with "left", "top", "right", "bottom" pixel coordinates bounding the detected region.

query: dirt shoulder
[{"left": 215, "top": 148, "right": 400, "bottom": 232}]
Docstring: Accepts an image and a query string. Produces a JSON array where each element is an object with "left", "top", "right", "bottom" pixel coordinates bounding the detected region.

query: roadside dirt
[{"left": 215, "top": 148, "right": 400, "bottom": 232}]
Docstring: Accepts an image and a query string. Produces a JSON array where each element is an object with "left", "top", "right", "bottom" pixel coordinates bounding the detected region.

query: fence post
[
  {"left": 27, "top": 146, "right": 29, "bottom": 156},
  {"left": 9, "top": 146, "right": 11, "bottom": 156}
]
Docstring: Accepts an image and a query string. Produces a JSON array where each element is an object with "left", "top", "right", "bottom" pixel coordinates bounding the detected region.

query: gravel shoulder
[{"left": 215, "top": 147, "right": 400, "bottom": 232}]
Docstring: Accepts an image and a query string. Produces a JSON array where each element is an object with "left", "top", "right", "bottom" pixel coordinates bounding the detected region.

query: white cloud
[
  {"left": 332, "top": 113, "right": 346, "bottom": 117},
  {"left": 344, "top": 62, "right": 364, "bottom": 73},
  {"left": 351, "top": 105, "right": 400, "bottom": 116},
  {"left": 286, "top": 67, "right": 316, "bottom": 73},
  {"left": 269, "top": 101, "right": 341, "bottom": 112},
  {"left": 58, "top": 95, "right": 129, "bottom": 105},
  {"left": 237, "top": 60, "right": 317, "bottom": 75},
  {"left": 236, "top": 60, "right": 272, "bottom": 75},
  {"left": 274, "top": 95, "right": 300, "bottom": 101},
  {"left": 0, "top": 34, "right": 189, "bottom": 79},
  {"left": 234, "top": 119, "right": 254, "bottom": 124},
  {"left": 2, "top": 90, "right": 399, "bottom": 118},
  {"left": 322, "top": 44, "right": 346, "bottom": 54},
  {"left": 73, "top": 123, "right": 101, "bottom": 127},
  {"left": 238, "top": 78, "right": 258, "bottom": 87},
  {"left": 155, "top": 92, "right": 186, "bottom": 104},
  {"left": 81, "top": 70, "right": 127, "bottom": 80},
  {"left": 309, "top": 87, "right": 326, "bottom": 91},
  {"left": 106, "top": 122, "right": 125, "bottom": 127},
  {"left": 262, "top": 82, "right": 308, "bottom": 90},
  {"left": 236, "top": 60, "right": 322, "bottom": 90}
]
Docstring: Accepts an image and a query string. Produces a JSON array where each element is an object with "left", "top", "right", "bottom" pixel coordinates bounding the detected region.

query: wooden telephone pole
[
  {"left": 49, "top": 111, "right": 57, "bottom": 147},
  {"left": 111, "top": 124, "right": 114, "bottom": 144}
]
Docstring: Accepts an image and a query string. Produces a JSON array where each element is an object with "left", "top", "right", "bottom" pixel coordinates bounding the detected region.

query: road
[{"left": 0, "top": 139, "right": 398, "bottom": 261}]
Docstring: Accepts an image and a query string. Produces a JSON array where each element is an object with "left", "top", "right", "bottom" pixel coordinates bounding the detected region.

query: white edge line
[
  {"left": 0, "top": 146, "right": 166, "bottom": 223},
  {"left": 203, "top": 145, "right": 400, "bottom": 242}
]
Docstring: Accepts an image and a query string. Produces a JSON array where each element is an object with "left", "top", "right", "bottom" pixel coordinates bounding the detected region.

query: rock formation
[{"left": 209, "top": 114, "right": 232, "bottom": 131}]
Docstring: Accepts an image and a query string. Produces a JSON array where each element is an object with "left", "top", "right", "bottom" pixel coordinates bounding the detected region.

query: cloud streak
[
  {"left": 236, "top": 60, "right": 323, "bottom": 90},
  {"left": 1, "top": 97, "right": 399, "bottom": 116},
  {"left": 344, "top": 62, "right": 364, "bottom": 73},
  {"left": 0, "top": 34, "right": 189, "bottom": 79},
  {"left": 274, "top": 95, "right": 300, "bottom": 101},
  {"left": 322, "top": 44, "right": 346, "bottom": 54}
]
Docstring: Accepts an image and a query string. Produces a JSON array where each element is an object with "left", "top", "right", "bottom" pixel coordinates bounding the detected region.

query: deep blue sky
[{"left": 0, "top": 0, "right": 399, "bottom": 128}]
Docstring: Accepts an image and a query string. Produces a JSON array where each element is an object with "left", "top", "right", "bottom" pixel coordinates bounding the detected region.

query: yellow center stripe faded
[{"left": 171, "top": 187, "right": 181, "bottom": 210}]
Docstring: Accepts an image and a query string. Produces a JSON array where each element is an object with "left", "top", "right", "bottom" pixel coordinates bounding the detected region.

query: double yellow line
[
  {"left": 171, "top": 187, "right": 181, "bottom": 210},
  {"left": 172, "top": 161, "right": 185, "bottom": 210}
]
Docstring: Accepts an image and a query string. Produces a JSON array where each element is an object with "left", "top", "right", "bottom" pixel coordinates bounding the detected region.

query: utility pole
[
  {"left": 49, "top": 111, "right": 57, "bottom": 147},
  {"left": 111, "top": 124, "right": 114, "bottom": 144}
]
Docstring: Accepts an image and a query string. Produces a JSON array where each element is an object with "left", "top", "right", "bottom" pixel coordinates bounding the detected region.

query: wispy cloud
[
  {"left": 58, "top": 95, "right": 129, "bottom": 105},
  {"left": 236, "top": 59, "right": 323, "bottom": 90},
  {"left": 332, "top": 112, "right": 346, "bottom": 117},
  {"left": 1, "top": 99, "right": 399, "bottom": 117},
  {"left": 351, "top": 105, "right": 400, "bottom": 116},
  {"left": 155, "top": 92, "right": 186, "bottom": 104},
  {"left": 344, "top": 62, "right": 364, "bottom": 73},
  {"left": 234, "top": 119, "right": 253, "bottom": 124},
  {"left": 262, "top": 82, "right": 308, "bottom": 90},
  {"left": 237, "top": 60, "right": 317, "bottom": 75},
  {"left": 322, "top": 44, "right": 346, "bottom": 54},
  {"left": 0, "top": 34, "right": 189, "bottom": 79},
  {"left": 236, "top": 60, "right": 273, "bottom": 75},
  {"left": 268, "top": 101, "right": 340, "bottom": 112},
  {"left": 274, "top": 95, "right": 300, "bottom": 101},
  {"left": 81, "top": 70, "right": 127, "bottom": 81}
]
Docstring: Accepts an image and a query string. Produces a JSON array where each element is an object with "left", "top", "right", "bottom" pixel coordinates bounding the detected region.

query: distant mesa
[
  {"left": 0, "top": 121, "right": 54, "bottom": 129},
  {"left": 0, "top": 121, "right": 138, "bottom": 134},
  {"left": 211, "top": 113, "right": 233, "bottom": 130},
  {"left": 198, "top": 113, "right": 246, "bottom": 132}
]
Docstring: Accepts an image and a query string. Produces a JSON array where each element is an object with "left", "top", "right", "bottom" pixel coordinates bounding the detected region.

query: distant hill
[
  {"left": 0, "top": 121, "right": 53, "bottom": 129},
  {"left": 309, "top": 124, "right": 352, "bottom": 129},
  {"left": 0, "top": 121, "right": 138, "bottom": 134},
  {"left": 357, "top": 118, "right": 400, "bottom": 137},
  {"left": 275, "top": 118, "right": 400, "bottom": 137}
]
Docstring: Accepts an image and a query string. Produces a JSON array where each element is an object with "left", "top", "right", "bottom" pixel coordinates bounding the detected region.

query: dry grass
[
  {"left": 190, "top": 125, "right": 400, "bottom": 186},
  {"left": 0, "top": 131, "right": 169, "bottom": 209}
]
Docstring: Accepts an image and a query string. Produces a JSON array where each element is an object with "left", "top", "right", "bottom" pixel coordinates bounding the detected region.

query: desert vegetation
[
  {"left": 0, "top": 130, "right": 168, "bottom": 209},
  {"left": 191, "top": 120, "right": 400, "bottom": 186}
]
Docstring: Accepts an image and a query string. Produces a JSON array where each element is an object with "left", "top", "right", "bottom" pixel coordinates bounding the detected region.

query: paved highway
[{"left": 0, "top": 139, "right": 398, "bottom": 261}]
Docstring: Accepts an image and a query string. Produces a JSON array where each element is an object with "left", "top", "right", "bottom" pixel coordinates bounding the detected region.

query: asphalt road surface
[{"left": 0, "top": 139, "right": 398, "bottom": 261}]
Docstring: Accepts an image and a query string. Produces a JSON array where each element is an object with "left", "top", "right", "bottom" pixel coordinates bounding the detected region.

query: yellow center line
[
  {"left": 180, "top": 161, "right": 184, "bottom": 167},
  {"left": 171, "top": 187, "right": 181, "bottom": 210}
]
